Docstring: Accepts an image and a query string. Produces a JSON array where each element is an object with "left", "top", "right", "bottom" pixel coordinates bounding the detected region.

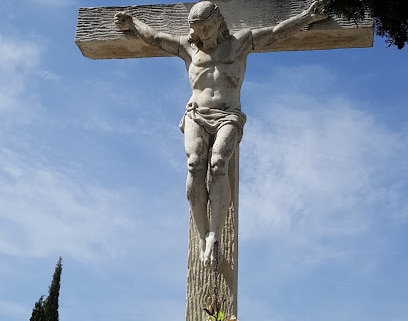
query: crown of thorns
[{"left": 188, "top": 2, "right": 220, "bottom": 23}]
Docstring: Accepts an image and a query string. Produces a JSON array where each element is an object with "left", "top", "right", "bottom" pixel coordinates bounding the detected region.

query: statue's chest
[
  {"left": 189, "top": 50, "right": 244, "bottom": 87},
  {"left": 191, "top": 45, "right": 235, "bottom": 68}
]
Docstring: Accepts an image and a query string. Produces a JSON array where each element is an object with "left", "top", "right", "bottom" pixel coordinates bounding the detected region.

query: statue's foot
[{"left": 203, "top": 232, "right": 217, "bottom": 267}]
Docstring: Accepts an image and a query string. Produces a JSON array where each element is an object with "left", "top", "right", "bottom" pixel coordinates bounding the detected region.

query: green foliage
[
  {"left": 29, "top": 257, "right": 63, "bottom": 321},
  {"left": 45, "top": 257, "right": 63, "bottom": 321},
  {"left": 206, "top": 309, "right": 225, "bottom": 321},
  {"left": 325, "top": 0, "right": 408, "bottom": 49},
  {"left": 29, "top": 296, "right": 46, "bottom": 321},
  {"left": 215, "top": 310, "right": 225, "bottom": 321},
  {"left": 204, "top": 299, "right": 227, "bottom": 321}
]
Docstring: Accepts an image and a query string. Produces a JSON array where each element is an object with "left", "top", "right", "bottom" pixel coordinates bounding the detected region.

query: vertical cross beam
[{"left": 186, "top": 150, "right": 239, "bottom": 321}]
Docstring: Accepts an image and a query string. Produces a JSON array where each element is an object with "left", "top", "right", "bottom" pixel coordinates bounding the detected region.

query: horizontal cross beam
[{"left": 75, "top": 0, "right": 373, "bottom": 60}]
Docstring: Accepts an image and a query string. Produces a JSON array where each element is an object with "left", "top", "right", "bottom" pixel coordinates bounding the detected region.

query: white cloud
[
  {"left": 239, "top": 68, "right": 408, "bottom": 271},
  {"left": 0, "top": 32, "right": 187, "bottom": 271},
  {"left": 0, "top": 147, "right": 149, "bottom": 265},
  {"left": 0, "top": 34, "right": 40, "bottom": 72},
  {"left": 0, "top": 34, "right": 42, "bottom": 124},
  {"left": 242, "top": 104, "right": 407, "bottom": 227}
]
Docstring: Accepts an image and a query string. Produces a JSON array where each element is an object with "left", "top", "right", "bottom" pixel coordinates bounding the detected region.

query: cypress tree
[
  {"left": 29, "top": 295, "right": 46, "bottom": 321},
  {"left": 29, "top": 257, "right": 63, "bottom": 321},
  {"left": 45, "top": 257, "right": 63, "bottom": 321}
]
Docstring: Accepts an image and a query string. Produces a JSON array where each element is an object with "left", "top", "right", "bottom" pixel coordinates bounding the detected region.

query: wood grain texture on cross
[{"left": 75, "top": 0, "right": 373, "bottom": 60}]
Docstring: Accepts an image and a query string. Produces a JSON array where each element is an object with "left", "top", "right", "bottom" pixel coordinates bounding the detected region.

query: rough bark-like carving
[
  {"left": 75, "top": 0, "right": 373, "bottom": 59},
  {"left": 186, "top": 150, "right": 239, "bottom": 321}
]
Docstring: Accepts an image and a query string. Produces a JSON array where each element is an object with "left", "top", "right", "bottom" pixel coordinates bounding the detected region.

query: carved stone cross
[{"left": 75, "top": 1, "right": 373, "bottom": 321}]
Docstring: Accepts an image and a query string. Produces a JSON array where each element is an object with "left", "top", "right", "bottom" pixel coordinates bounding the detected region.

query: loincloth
[{"left": 179, "top": 102, "right": 247, "bottom": 141}]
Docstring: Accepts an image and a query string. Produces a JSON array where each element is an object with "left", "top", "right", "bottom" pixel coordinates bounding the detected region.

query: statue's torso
[{"left": 183, "top": 32, "right": 251, "bottom": 111}]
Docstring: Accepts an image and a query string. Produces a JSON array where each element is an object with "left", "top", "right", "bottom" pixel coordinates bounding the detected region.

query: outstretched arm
[
  {"left": 114, "top": 12, "right": 181, "bottom": 57},
  {"left": 252, "top": 0, "right": 328, "bottom": 48}
]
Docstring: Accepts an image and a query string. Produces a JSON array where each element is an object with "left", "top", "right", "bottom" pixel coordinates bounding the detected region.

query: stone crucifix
[{"left": 75, "top": 1, "right": 373, "bottom": 320}]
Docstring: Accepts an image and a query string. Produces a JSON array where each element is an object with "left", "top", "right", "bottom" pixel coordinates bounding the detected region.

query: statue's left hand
[
  {"left": 114, "top": 11, "right": 133, "bottom": 31},
  {"left": 307, "top": 0, "right": 329, "bottom": 22}
]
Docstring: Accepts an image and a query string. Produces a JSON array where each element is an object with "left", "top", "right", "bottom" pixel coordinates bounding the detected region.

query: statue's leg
[
  {"left": 184, "top": 116, "right": 211, "bottom": 262},
  {"left": 205, "top": 124, "right": 239, "bottom": 265}
]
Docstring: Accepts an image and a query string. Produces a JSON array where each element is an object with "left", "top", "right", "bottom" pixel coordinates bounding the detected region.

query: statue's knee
[
  {"left": 210, "top": 155, "right": 227, "bottom": 176},
  {"left": 187, "top": 153, "right": 206, "bottom": 174}
]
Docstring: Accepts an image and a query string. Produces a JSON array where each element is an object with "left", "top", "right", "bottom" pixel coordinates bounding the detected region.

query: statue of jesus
[{"left": 114, "top": 0, "right": 327, "bottom": 266}]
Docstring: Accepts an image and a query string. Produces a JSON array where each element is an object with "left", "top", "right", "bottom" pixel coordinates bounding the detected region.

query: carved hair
[{"left": 187, "top": 1, "right": 230, "bottom": 50}]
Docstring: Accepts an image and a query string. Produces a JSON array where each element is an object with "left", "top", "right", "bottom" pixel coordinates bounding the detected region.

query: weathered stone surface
[
  {"left": 75, "top": 0, "right": 373, "bottom": 59},
  {"left": 75, "top": 2, "right": 374, "bottom": 321},
  {"left": 186, "top": 150, "right": 239, "bottom": 321}
]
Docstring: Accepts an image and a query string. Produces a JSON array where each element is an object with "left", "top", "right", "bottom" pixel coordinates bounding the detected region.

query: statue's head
[
  {"left": 188, "top": 1, "right": 230, "bottom": 49},
  {"left": 188, "top": 1, "right": 221, "bottom": 23}
]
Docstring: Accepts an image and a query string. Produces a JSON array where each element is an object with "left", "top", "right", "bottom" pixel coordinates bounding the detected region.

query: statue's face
[{"left": 190, "top": 19, "right": 220, "bottom": 42}]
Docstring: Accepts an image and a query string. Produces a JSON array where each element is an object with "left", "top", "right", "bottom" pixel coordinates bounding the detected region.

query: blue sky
[{"left": 1, "top": 0, "right": 408, "bottom": 320}]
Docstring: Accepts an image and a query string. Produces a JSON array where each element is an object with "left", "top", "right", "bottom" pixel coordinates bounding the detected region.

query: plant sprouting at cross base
[
  {"left": 203, "top": 295, "right": 238, "bottom": 321},
  {"left": 202, "top": 241, "right": 238, "bottom": 321}
]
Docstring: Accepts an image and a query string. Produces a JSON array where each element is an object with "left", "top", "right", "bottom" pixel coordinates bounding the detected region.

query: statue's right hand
[
  {"left": 307, "top": 0, "right": 328, "bottom": 22},
  {"left": 114, "top": 12, "right": 133, "bottom": 31}
]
